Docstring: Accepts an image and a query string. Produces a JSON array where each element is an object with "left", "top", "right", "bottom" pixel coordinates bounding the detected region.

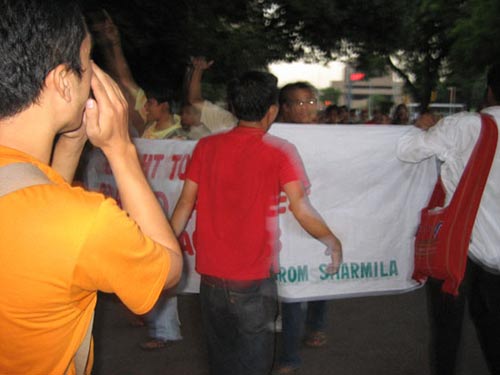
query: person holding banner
[
  {"left": 142, "top": 87, "right": 186, "bottom": 141},
  {"left": 0, "top": 1, "right": 182, "bottom": 374},
  {"left": 139, "top": 85, "right": 186, "bottom": 351},
  {"left": 171, "top": 71, "right": 342, "bottom": 375},
  {"left": 276, "top": 81, "right": 331, "bottom": 374},
  {"left": 277, "top": 81, "right": 320, "bottom": 124},
  {"left": 397, "top": 64, "right": 500, "bottom": 375}
]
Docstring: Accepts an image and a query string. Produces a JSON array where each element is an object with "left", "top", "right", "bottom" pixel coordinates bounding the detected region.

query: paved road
[{"left": 92, "top": 287, "right": 488, "bottom": 375}]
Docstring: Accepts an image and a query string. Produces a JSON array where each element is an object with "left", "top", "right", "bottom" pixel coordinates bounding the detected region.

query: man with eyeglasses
[
  {"left": 274, "top": 81, "right": 331, "bottom": 374},
  {"left": 277, "top": 82, "right": 319, "bottom": 124}
]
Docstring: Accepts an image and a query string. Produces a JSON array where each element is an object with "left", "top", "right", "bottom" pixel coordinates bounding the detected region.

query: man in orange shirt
[{"left": 0, "top": 1, "right": 182, "bottom": 374}]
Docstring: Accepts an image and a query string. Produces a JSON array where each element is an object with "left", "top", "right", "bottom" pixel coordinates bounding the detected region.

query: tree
[
  {"left": 450, "top": 0, "right": 500, "bottom": 75},
  {"left": 266, "top": 0, "right": 467, "bottom": 111},
  {"left": 83, "top": 0, "right": 300, "bottom": 100},
  {"left": 446, "top": 0, "right": 500, "bottom": 108},
  {"left": 82, "top": 0, "right": 499, "bottom": 110},
  {"left": 319, "top": 87, "right": 341, "bottom": 106}
]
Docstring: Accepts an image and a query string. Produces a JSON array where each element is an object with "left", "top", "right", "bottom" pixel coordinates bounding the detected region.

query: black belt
[{"left": 200, "top": 275, "right": 266, "bottom": 289}]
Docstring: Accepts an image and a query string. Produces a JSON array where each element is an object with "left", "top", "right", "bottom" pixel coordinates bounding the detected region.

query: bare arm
[
  {"left": 171, "top": 179, "right": 198, "bottom": 236},
  {"left": 187, "top": 57, "right": 213, "bottom": 107},
  {"left": 283, "top": 180, "right": 343, "bottom": 274},
  {"left": 85, "top": 62, "right": 182, "bottom": 289},
  {"left": 91, "top": 15, "right": 146, "bottom": 135},
  {"left": 92, "top": 16, "right": 139, "bottom": 95},
  {"left": 50, "top": 126, "right": 88, "bottom": 183}
]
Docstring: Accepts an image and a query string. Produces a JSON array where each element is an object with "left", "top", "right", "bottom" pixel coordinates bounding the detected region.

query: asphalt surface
[{"left": 91, "top": 287, "right": 489, "bottom": 375}]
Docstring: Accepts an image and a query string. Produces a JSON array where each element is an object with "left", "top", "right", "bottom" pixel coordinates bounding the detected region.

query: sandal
[
  {"left": 272, "top": 364, "right": 300, "bottom": 374},
  {"left": 139, "top": 338, "right": 171, "bottom": 351},
  {"left": 304, "top": 331, "right": 327, "bottom": 348}
]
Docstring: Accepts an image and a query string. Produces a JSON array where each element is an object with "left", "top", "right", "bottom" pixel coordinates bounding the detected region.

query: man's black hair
[
  {"left": 145, "top": 87, "right": 174, "bottom": 106},
  {"left": 325, "top": 104, "right": 339, "bottom": 116},
  {"left": 0, "top": 0, "right": 87, "bottom": 119},
  {"left": 487, "top": 63, "right": 500, "bottom": 103},
  {"left": 227, "top": 71, "right": 278, "bottom": 122},
  {"left": 278, "top": 81, "right": 316, "bottom": 106}
]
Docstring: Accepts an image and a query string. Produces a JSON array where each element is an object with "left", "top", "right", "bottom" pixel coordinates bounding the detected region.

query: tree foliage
[
  {"left": 266, "top": 0, "right": 468, "bottom": 110},
  {"left": 319, "top": 87, "right": 342, "bottom": 105},
  {"left": 83, "top": 0, "right": 299, "bottom": 99},
  {"left": 82, "top": 0, "right": 500, "bottom": 108}
]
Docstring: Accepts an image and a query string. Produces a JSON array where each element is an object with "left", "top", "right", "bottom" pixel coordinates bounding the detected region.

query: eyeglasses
[{"left": 289, "top": 99, "right": 318, "bottom": 107}]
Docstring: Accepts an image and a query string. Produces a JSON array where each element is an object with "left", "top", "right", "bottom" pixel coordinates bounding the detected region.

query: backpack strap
[
  {"left": 72, "top": 313, "right": 94, "bottom": 375},
  {"left": 0, "top": 162, "right": 51, "bottom": 196},
  {"left": 0, "top": 162, "right": 93, "bottom": 375}
]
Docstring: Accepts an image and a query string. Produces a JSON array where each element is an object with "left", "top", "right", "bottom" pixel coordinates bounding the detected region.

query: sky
[{"left": 268, "top": 60, "right": 345, "bottom": 89}]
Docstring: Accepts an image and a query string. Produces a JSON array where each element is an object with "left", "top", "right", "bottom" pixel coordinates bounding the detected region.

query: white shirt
[
  {"left": 200, "top": 100, "right": 237, "bottom": 133},
  {"left": 397, "top": 106, "right": 500, "bottom": 272}
]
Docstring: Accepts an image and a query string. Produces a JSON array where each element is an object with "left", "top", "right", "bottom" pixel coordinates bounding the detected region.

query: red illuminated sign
[{"left": 349, "top": 72, "right": 365, "bottom": 81}]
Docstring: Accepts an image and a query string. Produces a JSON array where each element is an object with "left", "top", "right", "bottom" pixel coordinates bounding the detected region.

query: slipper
[
  {"left": 139, "top": 338, "right": 171, "bottom": 351},
  {"left": 272, "top": 364, "right": 300, "bottom": 374},
  {"left": 304, "top": 331, "right": 327, "bottom": 348}
]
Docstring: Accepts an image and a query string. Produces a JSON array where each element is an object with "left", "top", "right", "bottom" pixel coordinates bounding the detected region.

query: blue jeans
[
  {"left": 144, "top": 294, "right": 182, "bottom": 341},
  {"left": 279, "top": 300, "right": 327, "bottom": 367},
  {"left": 200, "top": 275, "right": 278, "bottom": 375}
]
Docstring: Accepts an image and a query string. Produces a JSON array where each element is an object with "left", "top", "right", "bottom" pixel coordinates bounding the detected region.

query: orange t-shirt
[{"left": 0, "top": 146, "right": 170, "bottom": 375}]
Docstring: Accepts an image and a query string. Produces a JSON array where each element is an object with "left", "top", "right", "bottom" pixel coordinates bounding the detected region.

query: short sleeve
[
  {"left": 278, "top": 142, "right": 310, "bottom": 192},
  {"left": 186, "top": 139, "right": 205, "bottom": 184},
  {"left": 135, "top": 88, "right": 148, "bottom": 122},
  {"left": 73, "top": 198, "right": 170, "bottom": 315},
  {"left": 200, "top": 100, "right": 237, "bottom": 133}
]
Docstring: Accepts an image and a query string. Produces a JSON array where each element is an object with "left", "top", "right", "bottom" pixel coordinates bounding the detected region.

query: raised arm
[
  {"left": 283, "top": 180, "right": 343, "bottom": 274},
  {"left": 91, "top": 15, "right": 139, "bottom": 95},
  {"left": 90, "top": 13, "right": 146, "bottom": 135},
  {"left": 186, "top": 56, "right": 213, "bottom": 107},
  {"left": 84, "top": 62, "right": 182, "bottom": 289}
]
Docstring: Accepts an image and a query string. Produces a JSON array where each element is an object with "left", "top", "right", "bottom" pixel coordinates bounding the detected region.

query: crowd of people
[{"left": 1, "top": 1, "right": 500, "bottom": 375}]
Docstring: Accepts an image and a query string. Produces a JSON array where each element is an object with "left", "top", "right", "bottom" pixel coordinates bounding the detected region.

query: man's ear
[
  {"left": 262, "top": 104, "right": 279, "bottom": 131},
  {"left": 45, "top": 64, "right": 72, "bottom": 102},
  {"left": 266, "top": 104, "right": 279, "bottom": 124}
]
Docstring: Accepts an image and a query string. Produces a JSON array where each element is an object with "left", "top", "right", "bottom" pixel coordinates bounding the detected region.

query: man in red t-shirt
[{"left": 171, "top": 71, "right": 342, "bottom": 375}]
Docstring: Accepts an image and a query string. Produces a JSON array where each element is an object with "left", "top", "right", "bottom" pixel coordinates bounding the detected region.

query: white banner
[{"left": 84, "top": 124, "right": 437, "bottom": 301}]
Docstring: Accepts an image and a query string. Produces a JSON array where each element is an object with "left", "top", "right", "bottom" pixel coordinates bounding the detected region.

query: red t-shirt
[{"left": 186, "top": 126, "right": 309, "bottom": 280}]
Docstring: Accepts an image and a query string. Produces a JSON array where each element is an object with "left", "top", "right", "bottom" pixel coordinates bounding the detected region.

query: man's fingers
[
  {"left": 92, "top": 62, "right": 127, "bottom": 107},
  {"left": 90, "top": 62, "right": 127, "bottom": 117},
  {"left": 327, "top": 260, "right": 341, "bottom": 275},
  {"left": 325, "top": 246, "right": 342, "bottom": 275},
  {"left": 83, "top": 99, "right": 100, "bottom": 140},
  {"left": 90, "top": 65, "right": 112, "bottom": 108},
  {"left": 86, "top": 62, "right": 130, "bottom": 150},
  {"left": 326, "top": 263, "right": 339, "bottom": 275}
]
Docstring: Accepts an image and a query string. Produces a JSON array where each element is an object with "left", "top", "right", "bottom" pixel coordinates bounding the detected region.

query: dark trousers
[
  {"left": 279, "top": 300, "right": 327, "bottom": 366},
  {"left": 427, "top": 259, "right": 500, "bottom": 375},
  {"left": 200, "top": 276, "right": 278, "bottom": 375}
]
